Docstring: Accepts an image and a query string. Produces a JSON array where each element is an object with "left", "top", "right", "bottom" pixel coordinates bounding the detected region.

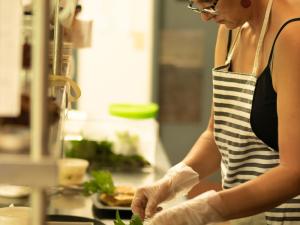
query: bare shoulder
[
  {"left": 276, "top": 21, "right": 300, "bottom": 47},
  {"left": 273, "top": 0, "right": 300, "bottom": 23},
  {"left": 271, "top": 0, "right": 300, "bottom": 66},
  {"left": 272, "top": 20, "right": 300, "bottom": 92},
  {"left": 273, "top": 20, "right": 300, "bottom": 66}
]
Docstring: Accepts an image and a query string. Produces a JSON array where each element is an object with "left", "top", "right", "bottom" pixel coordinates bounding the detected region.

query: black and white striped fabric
[
  {"left": 213, "top": 65, "right": 300, "bottom": 225},
  {"left": 213, "top": 71, "right": 279, "bottom": 189},
  {"left": 211, "top": 0, "right": 300, "bottom": 223}
]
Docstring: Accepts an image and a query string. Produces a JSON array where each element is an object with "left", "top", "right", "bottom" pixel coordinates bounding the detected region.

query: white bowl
[{"left": 58, "top": 158, "right": 89, "bottom": 186}]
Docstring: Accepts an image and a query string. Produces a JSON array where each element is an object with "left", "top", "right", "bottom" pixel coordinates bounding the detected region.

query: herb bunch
[
  {"left": 83, "top": 170, "right": 115, "bottom": 196},
  {"left": 65, "top": 139, "right": 150, "bottom": 171}
]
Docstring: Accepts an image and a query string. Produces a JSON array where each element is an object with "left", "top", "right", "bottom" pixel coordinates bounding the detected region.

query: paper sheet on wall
[{"left": 0, "top": 0, "right": 22, "bottom": 116}]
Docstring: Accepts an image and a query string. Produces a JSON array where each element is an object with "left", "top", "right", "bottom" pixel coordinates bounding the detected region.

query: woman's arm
[
  {"left": 210, "top": 22, "right": 300, "bottom": 220},
  {"left": 182, "top": 108, "right": 221, "bottom": 179}
]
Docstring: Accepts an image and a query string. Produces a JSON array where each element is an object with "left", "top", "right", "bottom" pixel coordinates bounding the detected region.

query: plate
[
  {"left": 48, "top": 185, "right": 84, "bottom": 196},
  {"left": 0, "top": 185, "right": 31, "bottom": 198},
  {"left": 91, "top": 194, "right": 132, "bottom": 219}
]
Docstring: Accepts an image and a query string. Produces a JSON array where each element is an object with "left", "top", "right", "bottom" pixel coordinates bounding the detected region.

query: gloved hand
[
  {"left": 131, "top": 162, "right": 199, "bottom": 219},
  {"left": 148, "top": 190, "right": 227, "bottom": 225}
]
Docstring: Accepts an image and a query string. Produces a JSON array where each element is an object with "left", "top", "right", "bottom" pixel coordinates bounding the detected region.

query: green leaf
[
  {"left": 114, "top": 211, "right": 126, "bottom": 225},
  {"left": 64, "top": 138, "right": 149, "bottom": 171},
  {"left": 114, "top": 212, "right": 143, "bottom": 225},
  {"left": 129, "top": 214, "right": 143, "bottom": 225},
  {"left": 83, "top": 170, "right": 115, "bottom": 195}
]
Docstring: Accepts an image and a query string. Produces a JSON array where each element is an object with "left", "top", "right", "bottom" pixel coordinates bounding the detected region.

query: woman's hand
[
  {"left": 148, "top": 190, "right": 225, "bottom": 225},
  {"left": 131, "top": 162, "right": 199, "bottom": 219},
  {"left": 131, "top": 177, "right": 172, "bottom": 219}
]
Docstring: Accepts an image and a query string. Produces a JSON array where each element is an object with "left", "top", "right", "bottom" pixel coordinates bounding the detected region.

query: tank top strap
[
  {"left": 227, "top": 29, "right": 233, "bottom": 55},
  {"left": 268, "top": 18, "right": 300, "bottom": 65}
]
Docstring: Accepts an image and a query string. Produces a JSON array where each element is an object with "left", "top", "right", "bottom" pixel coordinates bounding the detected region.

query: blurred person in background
[{"left": 131, "top": 0, "right": 300, "bottom": 224}]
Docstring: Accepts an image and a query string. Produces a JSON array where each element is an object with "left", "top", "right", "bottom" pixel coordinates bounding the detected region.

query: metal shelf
[
  {"left": 0, "top": 0, "right": 76, "bottom": 224},
  {"left": 0, "top": 1, "right": 62, "bottom": 225},
  {"left": 0, "top": 154, "right": 57, "bottom": 187}
]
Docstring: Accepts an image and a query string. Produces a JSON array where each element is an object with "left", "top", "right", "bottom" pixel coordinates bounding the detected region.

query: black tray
[
  {"left": 47, "top": 214, "right": 106, "bottom": 225},
  {"left": 92, "top": 194, "right": 133, "bottom": 219}
]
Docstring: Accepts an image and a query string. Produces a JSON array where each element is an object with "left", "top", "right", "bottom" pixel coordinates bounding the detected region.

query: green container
[{"left": 109, "top": 103, "right": 159, "bottom": 119}]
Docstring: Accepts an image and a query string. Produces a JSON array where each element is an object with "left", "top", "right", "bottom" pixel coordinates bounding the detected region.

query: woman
[{"left": 131, "top": 0, "right": 300, "bottom": 224}]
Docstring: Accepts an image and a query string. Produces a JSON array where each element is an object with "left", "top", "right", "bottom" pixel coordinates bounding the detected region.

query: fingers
[
  {"left": 145, "top": 185, "right": 168, "bottom": 218},
  {"left": 132, "top": 188, "right": 165, "bottom": 219},
  {"left": 131, "top": 189, "right": 148, "bottom": 219},
  {"left": 145, "top": 197, "right": 159, "bottom": 218},
  {"left": 144, "top": 208, "right": 164, "bottom": 225},
  {"left": 147, "top": 210, "right": 171, "bottom": 225},
  {"left": 131, "top": 179, "right": 172, "bottom": 220}
]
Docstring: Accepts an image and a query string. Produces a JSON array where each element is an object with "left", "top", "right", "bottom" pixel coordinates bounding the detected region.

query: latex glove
[
  {"left": 148, "top": 190, "right": 227, "bottom": 225},
  {"left": 131, "top": 162, "right": 199, "bottom": 219}
]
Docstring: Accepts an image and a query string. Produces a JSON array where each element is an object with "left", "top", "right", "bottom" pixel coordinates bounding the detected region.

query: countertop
[
  {"left": 47, "top": 142, "right": 230, "bottom": 225},
  {"left": 0, "top": 141, "right": 230, "bottom": 225},
  {"left": 48, "top": 141, "right": 171, "bottom": 225},
  {"left": 48, "top": 171, "right": 164, "bottom": 225}
]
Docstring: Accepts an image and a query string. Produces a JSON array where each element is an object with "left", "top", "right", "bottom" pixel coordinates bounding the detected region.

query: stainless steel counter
[
  {"left": 48, "top": 141, "right": 171, "bottom": 225},
  {"left": 48, "top": 172, "right": 161, "bottom": 224},
  {"left": 0, "top": 141, "right": 230, "bottom": 225}
]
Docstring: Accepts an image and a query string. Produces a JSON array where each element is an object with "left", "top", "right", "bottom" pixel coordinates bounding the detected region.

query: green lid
[{"left": 109, "top": 103, "right": 159, "bottom": 119}]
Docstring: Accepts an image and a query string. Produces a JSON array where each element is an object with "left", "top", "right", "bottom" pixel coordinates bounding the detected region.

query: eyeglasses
[{"left": 187, "top": 0, "right": 219, "bottom": 16}]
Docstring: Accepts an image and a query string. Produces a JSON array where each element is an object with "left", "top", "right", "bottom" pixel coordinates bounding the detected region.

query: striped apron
[{"left": 212, "top": 0, "right": 300, "bottom": 224}]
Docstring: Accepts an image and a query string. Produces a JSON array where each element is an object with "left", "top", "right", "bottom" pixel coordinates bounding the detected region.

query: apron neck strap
[
  {"left": 252, "top": 0, "right": 273, "bottom": 75},
  {"left": 225, "top": 28, "right": 242, "bottom": 65}
]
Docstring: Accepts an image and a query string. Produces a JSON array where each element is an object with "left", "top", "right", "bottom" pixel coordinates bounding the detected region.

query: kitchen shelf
[
  {"left": 0, "top": 0, "right": 76, "bottom": 224},
  {"left": 0, "top": 154, "right": 57, "bottom": 187}
]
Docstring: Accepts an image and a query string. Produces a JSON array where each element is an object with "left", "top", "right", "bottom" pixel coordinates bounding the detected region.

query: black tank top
[{"left": 227, "top": 18, "right": 300, "bottom": 151}]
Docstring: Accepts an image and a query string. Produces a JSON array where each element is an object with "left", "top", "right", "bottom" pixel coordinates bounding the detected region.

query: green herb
[
  {"left": 83, "top": 170, "right": 115, "bottom": 196},
  {"left": 129, "top": 214, "right": 143, "bottom": 225},
  {"left": 114, "top": 211, "right": 126, "bottom": 225},
  {"left": 64, "top": 139, "right": 150, "bottom": 171},
  {"left": 114, "top": 211, "right": 143, "bottom": 225}
]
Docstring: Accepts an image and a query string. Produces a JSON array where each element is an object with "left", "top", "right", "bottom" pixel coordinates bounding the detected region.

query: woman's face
[{"left": 193, "top": 0, "right": 251, "bottom": 29}]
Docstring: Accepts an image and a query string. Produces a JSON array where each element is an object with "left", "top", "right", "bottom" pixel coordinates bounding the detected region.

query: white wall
[{"left": 77, "top": 0, "right": 156, "bottom": 117}]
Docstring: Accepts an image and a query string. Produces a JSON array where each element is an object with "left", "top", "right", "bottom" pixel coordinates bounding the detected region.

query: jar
[{"left": 108, "top": 103, "right": 159, "bottom": 166}]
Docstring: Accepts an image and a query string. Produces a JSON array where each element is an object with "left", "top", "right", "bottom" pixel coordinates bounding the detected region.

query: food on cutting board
[
  {"left": 83, "top": 170, "right": 136, "bottom": 207},
  {"left": 99, "top": 185, "right": 136, "bottom": 207},
  {"left": 64, "top": 139, "right": 150, "bottom": 171}
]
